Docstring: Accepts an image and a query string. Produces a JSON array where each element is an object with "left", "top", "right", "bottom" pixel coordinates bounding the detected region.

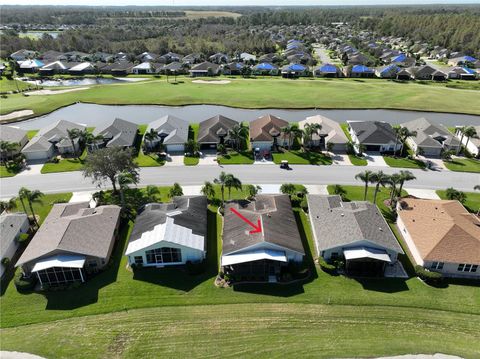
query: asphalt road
[{"left": 1, "top": 164, "right": 478, "bottom": 198}]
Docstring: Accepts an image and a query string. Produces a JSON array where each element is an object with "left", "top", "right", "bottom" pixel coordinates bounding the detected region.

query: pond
[
  {"left": 22, "top": 78, "right": 137, "bottom": 87},
  {"left": 11, "top": 103, "right": 480, "bottom": 130}
]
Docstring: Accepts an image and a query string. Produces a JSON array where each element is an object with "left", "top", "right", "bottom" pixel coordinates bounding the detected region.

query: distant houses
[{"left": 125, "top": 196, "right": 207, "bottom": 267}]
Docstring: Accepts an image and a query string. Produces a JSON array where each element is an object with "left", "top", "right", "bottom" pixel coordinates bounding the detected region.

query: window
[
  {"left": 431, "top": 262, "right": 444, "bottom": 270},
  {"left": 36, "top": 266, "right": 83, "bottom": 285},
  {"left": 134, "top": 256, "right": 143, "bottom": 265},
  {"left": 457, "top": 264, "right": 478, "bottom": 273},
  {"left": 145, "top": 247, "right": 182, "bottom": 264},
  {"left": 330, "top": 252, "right": 339, "bottom": 259}
]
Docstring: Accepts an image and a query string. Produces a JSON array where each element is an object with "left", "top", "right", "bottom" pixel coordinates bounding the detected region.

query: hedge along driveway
[{"left": 2, "top": 77, "right": 480, "bottom": 118}]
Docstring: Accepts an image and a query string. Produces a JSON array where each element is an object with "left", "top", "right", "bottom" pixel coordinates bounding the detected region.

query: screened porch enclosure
[
  {"left": 35, "top": 266, "right": 85, "bottom": 285},
  {"left": 145, "top": 247, "right": 182, "bottom": 265}
]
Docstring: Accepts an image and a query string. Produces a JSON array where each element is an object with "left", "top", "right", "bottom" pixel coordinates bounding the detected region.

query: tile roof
[
  {"left": 16, "top": 202, "right": 121, "bottom": 267},
  {"left": 223, "top": 194, "right": 305, "bottom": 255},
  {"left": 397, "top": 198, "right": 480, "bottom": 265}
]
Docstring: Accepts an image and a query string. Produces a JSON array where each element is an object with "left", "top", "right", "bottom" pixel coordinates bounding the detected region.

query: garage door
[
  {"left": 166, "top": 144, "right": 185, "bottom": 153},
  {"left": 24, "top": 150, "right": 51, "bottom": 161},
  {"left": 366, "top": 145, "right": 381, "bottom": 152}
]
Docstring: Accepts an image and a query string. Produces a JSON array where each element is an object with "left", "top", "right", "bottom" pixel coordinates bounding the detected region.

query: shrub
[
  {"left": 415, "top": 265, "right": 443, "bottom": 284},
  {"left": 1, "top": 257, "right": 11, "bottom": 266},
  {"left": 318, "top": 257, "right": 336, "bottom": 274},
  {"left": 14, "top": 271, "right": 37, "bottom": 291},
  {"left": 16, "top": 233, "right": 30, "bottom": 243}
]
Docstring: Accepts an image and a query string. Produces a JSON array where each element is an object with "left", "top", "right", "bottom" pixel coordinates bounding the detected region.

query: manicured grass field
[
  {"left": 0, "top": 77, "right": 33, "bottom": 92},
  {"left": 0, "top": 165, "right": 19, "bottom": 178},
  {"left": 2, "top": 77, "right": 480, "bottom": 119},
  {"left": 26, "top": 130, "right": 38, "bottom": 139},
  {"left": 443, "top": 158, "right": 480, "bottom": 173},
  {"left": 383, "top": 156, "right": 426, "bottom": 169},
  {"left": 134, "top": 124, "right": 165, "bottom": 167},
  {"left": 40, "top": 149, "right": 87, "bottom": 174},
  {"left": 348, "top": 154, "right": 368, "bottom": 166},
  {"left": 184, "top": 156, "right": 199, "bottom": 165},
  {"left": 12, "top": 192, "right": 72, "bottom": 225},
  {"left": 1, "top": 185, "right": 479, "bottom": 357},
  {"left": 218, "top": 151, "right": 254, "bottom": 164},
  {"left": 272, "top": 150, "right": 332, "bottom": 165},
  {"left": 436, "top": 190, "right": 480, "bottom": 213}
]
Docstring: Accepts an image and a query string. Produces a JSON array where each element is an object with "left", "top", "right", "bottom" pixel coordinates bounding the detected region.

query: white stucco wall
[{"left": 127, "top": 240, "right": 205, "bottom": 267}]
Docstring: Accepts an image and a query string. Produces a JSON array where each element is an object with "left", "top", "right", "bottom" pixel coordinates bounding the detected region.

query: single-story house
[
  {"left": 375, "top": 64, "right": 401, "bottom": 79},
  {"left": 19, "top": 59, "right": 44, "bottom": 73},
  {"left": 68, "top": 62, "right": 95, "bottom": 75},
  {"left": 447, "top": 67, "right": 477, "bottom": 80},
  {"left": 222, "top": 62, "right": 244, "bottom": 75},
  {"left": 182, "top": 53, "right": 203, "bottom": 65},
  {"left": 158, "top": 52, "right": 182, "bottom": 64},
  {"left": 39, "top": 61, "right": 70, "bottom": 75},
  {"left": 136, "top": 52, "right": 159, "bottom": 63},
  {"left": 189, "top": 61, "right": 220, "bottom": 77},
  {"left": 396, "top": 68, "right": 412, "bottom": 80},
  {"left": 308, "top": 195, "right": 404, "bottom": 277},
  {"left": 101, "top": 62, "right": 134, "bottom": 76},
  {"left": 402, "top": 117, "right": 460, "bottom": 156},
  {"left": 132, "top": 62, "right": 156, "bottom": 74},
  {"left": 10, "top": 49, "right": 36, "bottom": 62},
  {"left": 209, "top": 53, "right": 229, "bottom": 64},
  {"left": 314, "top": 64, "right": 342, "bottom": 78},
  {"left": 197, "top": 115, "right": 238, "bottom": 150},
  {"left": 447, "top": 55, "right": 477, "bottom": 67},
  {"left": 252, "top": 62, "right": 279, "bottom": 76},
  {"left": 281, "top": 63, "right": 310, "bottom": 78},
  {"left": 0, "top": 213, "right": 29, "bottom": 278},
  {"left": 240, "top": 52, "right": 256, "bottom": 63},
  {"left": 249, "top": 114, "right": 288, "bottom": 151},
  {"left": 91, "top": 118, "right": 138, "bottom": 149},
  {"left": 21, "top": 119, "right": 86, "bottom": 161},
  {"left": 222, "top": 195, "right": 305, "bottom": 283},
  {"left": 396, "top": 198, "right": 480, "bottom": 279},
  {"left": 408, "top": 65, "right": 447, "bottom": 81},
  {"left": 145, "top": 115, "right": 189, "bottom": 153},
  {"left": 348, "top": 65, "right": 375, "bottom": 78},
  {"left": 0, "top": 125, "right": 28, "bottom": 159},
  {"left": 16, "top": 202, "right": 121, "bottom": 285},
  {"left": 348, "top": 120, "right": 402, "bottom": 153},
  {"left": 455, "top": 125, "right": 480, "bottom": 157},
  {"left": 298, "top": 115, "right": 348, "bottom": 152},
  {"left": 125, "top": 196, "right": 207, "bottom": 267},
  {"left": 161, "top": 61, "right": 187, "bottom": 74}
]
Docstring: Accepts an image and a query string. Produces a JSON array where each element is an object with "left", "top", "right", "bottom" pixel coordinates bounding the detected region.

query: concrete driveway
[
  {"left": 365, "top": 153, "right": 388, "bottom": 167},
  {"left": 164, "top": 154, "right": 184, "bottom": 167},
  {"left": 198, "top": 153, "right": 218, "bottom": 166},
  {"left": 421, "top": 157, "right": 449, "bottom": 172},
  {"left": 330, "top": 153, "right": 352, "bottom": 166},
  {"left": 404, "top": 188, "right": 441, "bottom": 200},
  {"left": 16, "top": 161, "right": 45, "bottom": 176}
]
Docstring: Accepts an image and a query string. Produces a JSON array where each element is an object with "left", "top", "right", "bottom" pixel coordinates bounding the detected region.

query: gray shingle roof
[
  {"left": 198, "top": 115, "right": 238, "bottom": 144},
  {"left": 349, "top": 121, "right": 397, "bottom": 144},
  {"left": 223, "top": 194, "right": 305, "bottom": 255},
  {"left": 146, "top": 115, "right": 189, "bottom": 145},
  {"left": 129, "top": 196, "right": 207, "bottom": 244},
  {"left": 0, "top": 213, "right": 28, "bottom": 257},
  {"left": 307, "top": 195, "right": 403, "bottom": 253},
  {"left": 402, "top": 117, "right": 460, "bottom": 149},
  {"left": 93, "top": 118, "right": 137, "bottom": 148},
  {"left": 0, "top": 126, "right": 27, "bottom": 144},
  {"left": 16, "top": 202, "right": 121, "bottom": 267}
]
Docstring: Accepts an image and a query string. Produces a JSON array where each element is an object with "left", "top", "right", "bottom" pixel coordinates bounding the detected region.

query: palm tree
[
  {"left": 85, "top": 132, "right": 104, "bottom": 152},
  {"left": 21, "top": 188, "right": 43, "bottom": 227},
  {"left": 169, "top": 183, "right": 184, "bottom": 198},
  {"left": 144, "top": 129, "right": 159, "bottom": 150},
  {"left": 213, "top": 172, "right": 229, "bottom": 207},
  {"left": 246, "top": 184, "right": 261, "bottom": 199},
  {"left": 445, "top": 187, "right": 466, "bottom": 204},
  {"left": 0, "top": 197, "right": 17, "bottom": 213},
  {"left": 456, "top": 126, "right": 467, "bottom": 155},
  {"left": 388, "top": 173, "right": 402, "bottom": 209},
  {"left": 66, "top": 128, "right": 81, "bottom": 158},
  {"left": 18, "top": 187, "right": 29, "bottom": 215},
  {"left": 371, "top": 171, "right": 390, "bottom": 204},
  {"left": 463, "top": 126, "right": 477, "bottom": 155},
  {"left": 280, "top": 183, "right": 296, "bottom": 196},
  {"left": 185, "top": 139, "right": 200, "bottom": 156},
  {"left": 303, "top": 123, "right": 322, "bottom": 150},
  {"left": 291, "top": 126, "right": 303, "bottom": 150},
  {"left": 474, "top": 185, "right": 480, "bottom": 191},
  {"left": 144, "top": 185, "right": 159, "bottom": 202},
  {"left": 398, "top": 127, "right": 417, "bottom": 156},
  {"left": 397, "top": 170, "right": 416, "bottom": 197},
  {"left": 224, "top": 174, "right": 242, "bottom": 200},
  {"left": 118, "top": 171, "right": 138, "bottom": 208},
  {"left": 355, "top": 170, "right": 374, "bottom": 201},
  {"left": 8, "top": 59, "right": 20, "bottom": 93},
  {"left": 393, "top": 126, "right": 402, "bottom": 156},
  {"left": 332, "top": 184, "right": 346, "bottom": 200},
  {"left": 281, "top": 124, "right": 293, "bottom": 149},
  {"left": 228, "top": 123, "right": 249, "bottom": 152},
  {"left": 201, "top": 181, "right": 215, "bottom": 199}
]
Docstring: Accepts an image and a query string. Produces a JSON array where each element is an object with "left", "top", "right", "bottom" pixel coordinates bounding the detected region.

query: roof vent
[
  {"left": 379, "top": 227, "right": 383, "bottom": 231},
  {"left": 340, "top": 213, "right": 344, "bottom": 217}
]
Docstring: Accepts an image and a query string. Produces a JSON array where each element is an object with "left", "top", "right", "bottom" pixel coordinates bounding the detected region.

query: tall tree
[
  {"left": 355, "top": 170, "right": 374, "bottom": 201},
  {"left": 371, "top": 171, "right": 390, "bottom": 204},
  {"left": 445, "top": 187, "right": 466, "bottom": 204},
  {"left": 224, "top": 174, "right": 242, "bottom": 200},
  {"left": 397, "top": 170, "right": 416, "bottom": 196},
  {"left": 463, "top": 126, "right": 477, "bottom": 155},
  {"left": 117, "top": 170, "right": 139, "bottom": 208},
  {"left": 67, "top": 128, "right": 81, "bottom": 158},
  {"left": 201, "top": 181, "right": 215, "bottom": 199},
  {"left": 169, "top": 183, "right": 184, "bottom": 198},
  {"left": 228, "top": 123, "right": 249, "bottom": 152},
  {"left": 83, "top": 147, "right": 139, "bottom": 194},
  {"left": 19, "top": 188, "right": 43, "bottom": 227},
  {"left": 456, "top": 126, "right": 467, "bottom": 155}
]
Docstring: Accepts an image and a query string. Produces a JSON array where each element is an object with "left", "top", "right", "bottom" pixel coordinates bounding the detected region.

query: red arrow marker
[{"left": 230, "top": 208, "right": 262, "bottom": 234}]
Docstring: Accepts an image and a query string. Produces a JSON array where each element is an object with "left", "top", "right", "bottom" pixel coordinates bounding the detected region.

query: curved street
[{"left": 1, "top": 164, "right": 478, "bottom": 198}]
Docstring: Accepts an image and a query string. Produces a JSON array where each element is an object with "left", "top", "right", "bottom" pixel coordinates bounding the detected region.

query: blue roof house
[
  {"left": 252, "top": 62, "right": 279, "bottom": 76},
  {"left": 314, "top": 64, "right": 341, "bottom": 78},
  {"left": 375, "top": 64, "right": 401, "bottom": 79},
  {"left": 348, "top": 65, "right": 375, "bottom": 78},
  {"left": 281, "top": 63, "right": 309, "bottom": 78}
]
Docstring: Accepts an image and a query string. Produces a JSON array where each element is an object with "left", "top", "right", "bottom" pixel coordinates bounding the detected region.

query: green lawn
[
  {"left": 0, "top": 77, "right": 33, "bottom": 93},
  {"left": 348, "top": 154, "right": 368, "bottom": 166},
  {"left": 218, "top": 151, "right": 254, "bottom": 164},
  {"left": 0, "top": 165, "right": 20, "bottom": 178},
  {"left": 2, "top": 77, "right": 480, "bottom": 119},
  {"left": 273, "top": 150, "right": 332, "bottom": 165},
  {"left": 443, "top": 158, "right": 480, "bottom": 173},
  {"left": 40, "top": 149, "right": 87, "bottom": 174},
  {"left": 27, "top": 130, "right": 38, "bottom": 139},
  {"left": 184, "top": 156, "right": 199, "bottom": 165},
  {"left": 340, "top": 123, "right": 353, "bottom": 141},
  {"left": 383, "top": 156, "right": 426, "bottom": 169},
  {"left": 1, "top": 186, "right": 479, "bottom": 357},
  {"left": 12, "top": 192, "right": 72, "bottom": 225},
  {"left": 436, "top": 190, "right": 480, "bottom": 213}
]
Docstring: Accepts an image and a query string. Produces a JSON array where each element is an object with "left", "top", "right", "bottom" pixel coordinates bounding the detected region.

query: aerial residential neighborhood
[{"left": 0, "top": 3, "right": 479, "bottom": 359}]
